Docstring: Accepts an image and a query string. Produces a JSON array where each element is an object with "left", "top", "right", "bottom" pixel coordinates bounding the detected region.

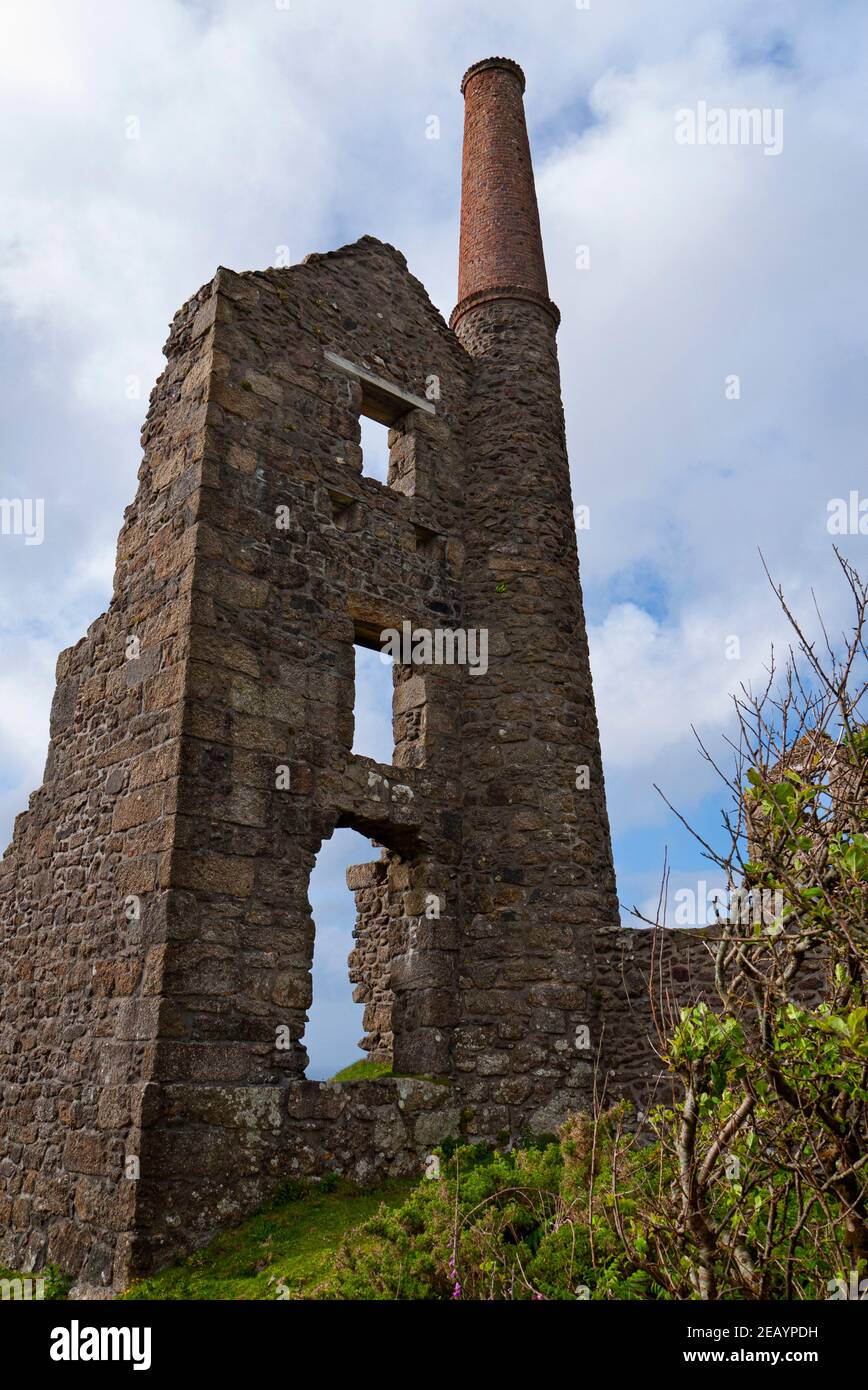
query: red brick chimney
[{"left": 452, "top": 57, "right": 558, "bottom": 329}]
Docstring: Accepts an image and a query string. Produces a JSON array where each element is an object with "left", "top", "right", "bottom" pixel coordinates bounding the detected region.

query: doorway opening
[{"left": 304, "top": 825, "right": 375, "bottom": 1081}]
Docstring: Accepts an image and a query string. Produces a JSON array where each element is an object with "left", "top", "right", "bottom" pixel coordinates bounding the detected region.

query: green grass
[
  {"left": 120, "top": 1176, "right": 415, "bottom": 1301},
  {"left": 328, "top": 1058, "right": 393, "bottom": 1083},
  {"left": 327, "top": 1059, "right": 452, "bottom": 1086}
]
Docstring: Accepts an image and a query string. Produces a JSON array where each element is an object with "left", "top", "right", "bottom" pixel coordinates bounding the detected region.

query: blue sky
[{"left": 1, "top": 0, "right": 866, "bottom": 1077}]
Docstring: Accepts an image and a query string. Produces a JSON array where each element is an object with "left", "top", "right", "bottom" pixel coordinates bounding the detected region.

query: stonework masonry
[{"left": 0, "top": 58, "right": 718, "bottom": 1294}]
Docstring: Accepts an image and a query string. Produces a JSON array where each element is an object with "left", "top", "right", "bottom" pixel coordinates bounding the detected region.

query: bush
[{"left": 329, "top": 1114, "right": 662, "bottom": 1300}]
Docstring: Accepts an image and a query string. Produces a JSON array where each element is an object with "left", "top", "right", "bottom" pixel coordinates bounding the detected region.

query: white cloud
[
  {"left": 537, "top": 22, "right": 868, "bottom": 825},
  {"left": 590, "top": 591, "right": 787, "bottom": 829}
]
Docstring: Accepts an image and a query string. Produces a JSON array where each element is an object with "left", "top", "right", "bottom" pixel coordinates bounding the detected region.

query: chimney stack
[
  {"left": 452, "top": 57, "right": 558, "bottom": 330},
  {"left": 451, "top": 61, "right": 619, "bottom": 1127}
]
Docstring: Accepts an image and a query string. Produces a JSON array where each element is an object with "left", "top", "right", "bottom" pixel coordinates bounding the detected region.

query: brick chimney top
[
  {"left": 460, "top": 57, "right": 526, "bottom": 95},
  {"left": 452, "top": 56, "right": 559, "bottom": 331}
]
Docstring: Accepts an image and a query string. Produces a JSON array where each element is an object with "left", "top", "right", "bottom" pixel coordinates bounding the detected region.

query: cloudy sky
[{"left": 1, "top": 0, "right": 865, "bottom": 1076}]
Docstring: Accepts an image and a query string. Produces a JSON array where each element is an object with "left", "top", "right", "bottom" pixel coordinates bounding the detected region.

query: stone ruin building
[{"left": 0, "top": 57, "right": 713, "bottom": 1294}]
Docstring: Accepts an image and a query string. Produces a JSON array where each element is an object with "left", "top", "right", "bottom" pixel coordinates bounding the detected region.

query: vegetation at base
[
  {"left": 121, "top": 1176, "right": 415, "bottom": 1300},
  {"left": 328, "top": 1092, "right": 860, "bottom": 1300},
  {"left": 329, "top": 1120, "right": 656, "bottom": 1300}
]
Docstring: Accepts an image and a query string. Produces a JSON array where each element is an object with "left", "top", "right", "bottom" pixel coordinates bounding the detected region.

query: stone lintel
[{"left": 324, "top": 350, "right": 436, "bottom": 423}]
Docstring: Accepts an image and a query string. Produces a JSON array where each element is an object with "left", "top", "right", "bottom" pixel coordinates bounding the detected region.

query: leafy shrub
[{"left": 329, "top": 1114, "right": 662, "bottom": 1300}]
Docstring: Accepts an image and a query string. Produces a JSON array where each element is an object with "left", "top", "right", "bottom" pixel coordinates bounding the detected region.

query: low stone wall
[
  {"left": 103, "top": 1076, "right": 460, "bottom": 1295},
  {"left": 283, "top": 1076, "right": 460, "bottom": 1180},
  {"left": 596, "top": 924, "right": 828, "bottom": 1114},
  {"left": 596, "top": 926, "right": 721, "bottom": 1112}
]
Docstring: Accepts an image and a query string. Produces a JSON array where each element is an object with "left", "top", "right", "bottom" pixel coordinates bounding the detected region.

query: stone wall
[
  {"left": 283, "top": 1077, "right": 460, "bottom": 1181},
  {"left": 127, "top": 1077, "right": 460, "bottom": 1275},
  {"left": 346, "top": 857, "right": 399, "bottom": 1063},
  {"left": 0, "top": 277, "right": 214, "bottom": 1289},
  {"left": 596, "top": 926, "right": 721, "bottom": 1112}
]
